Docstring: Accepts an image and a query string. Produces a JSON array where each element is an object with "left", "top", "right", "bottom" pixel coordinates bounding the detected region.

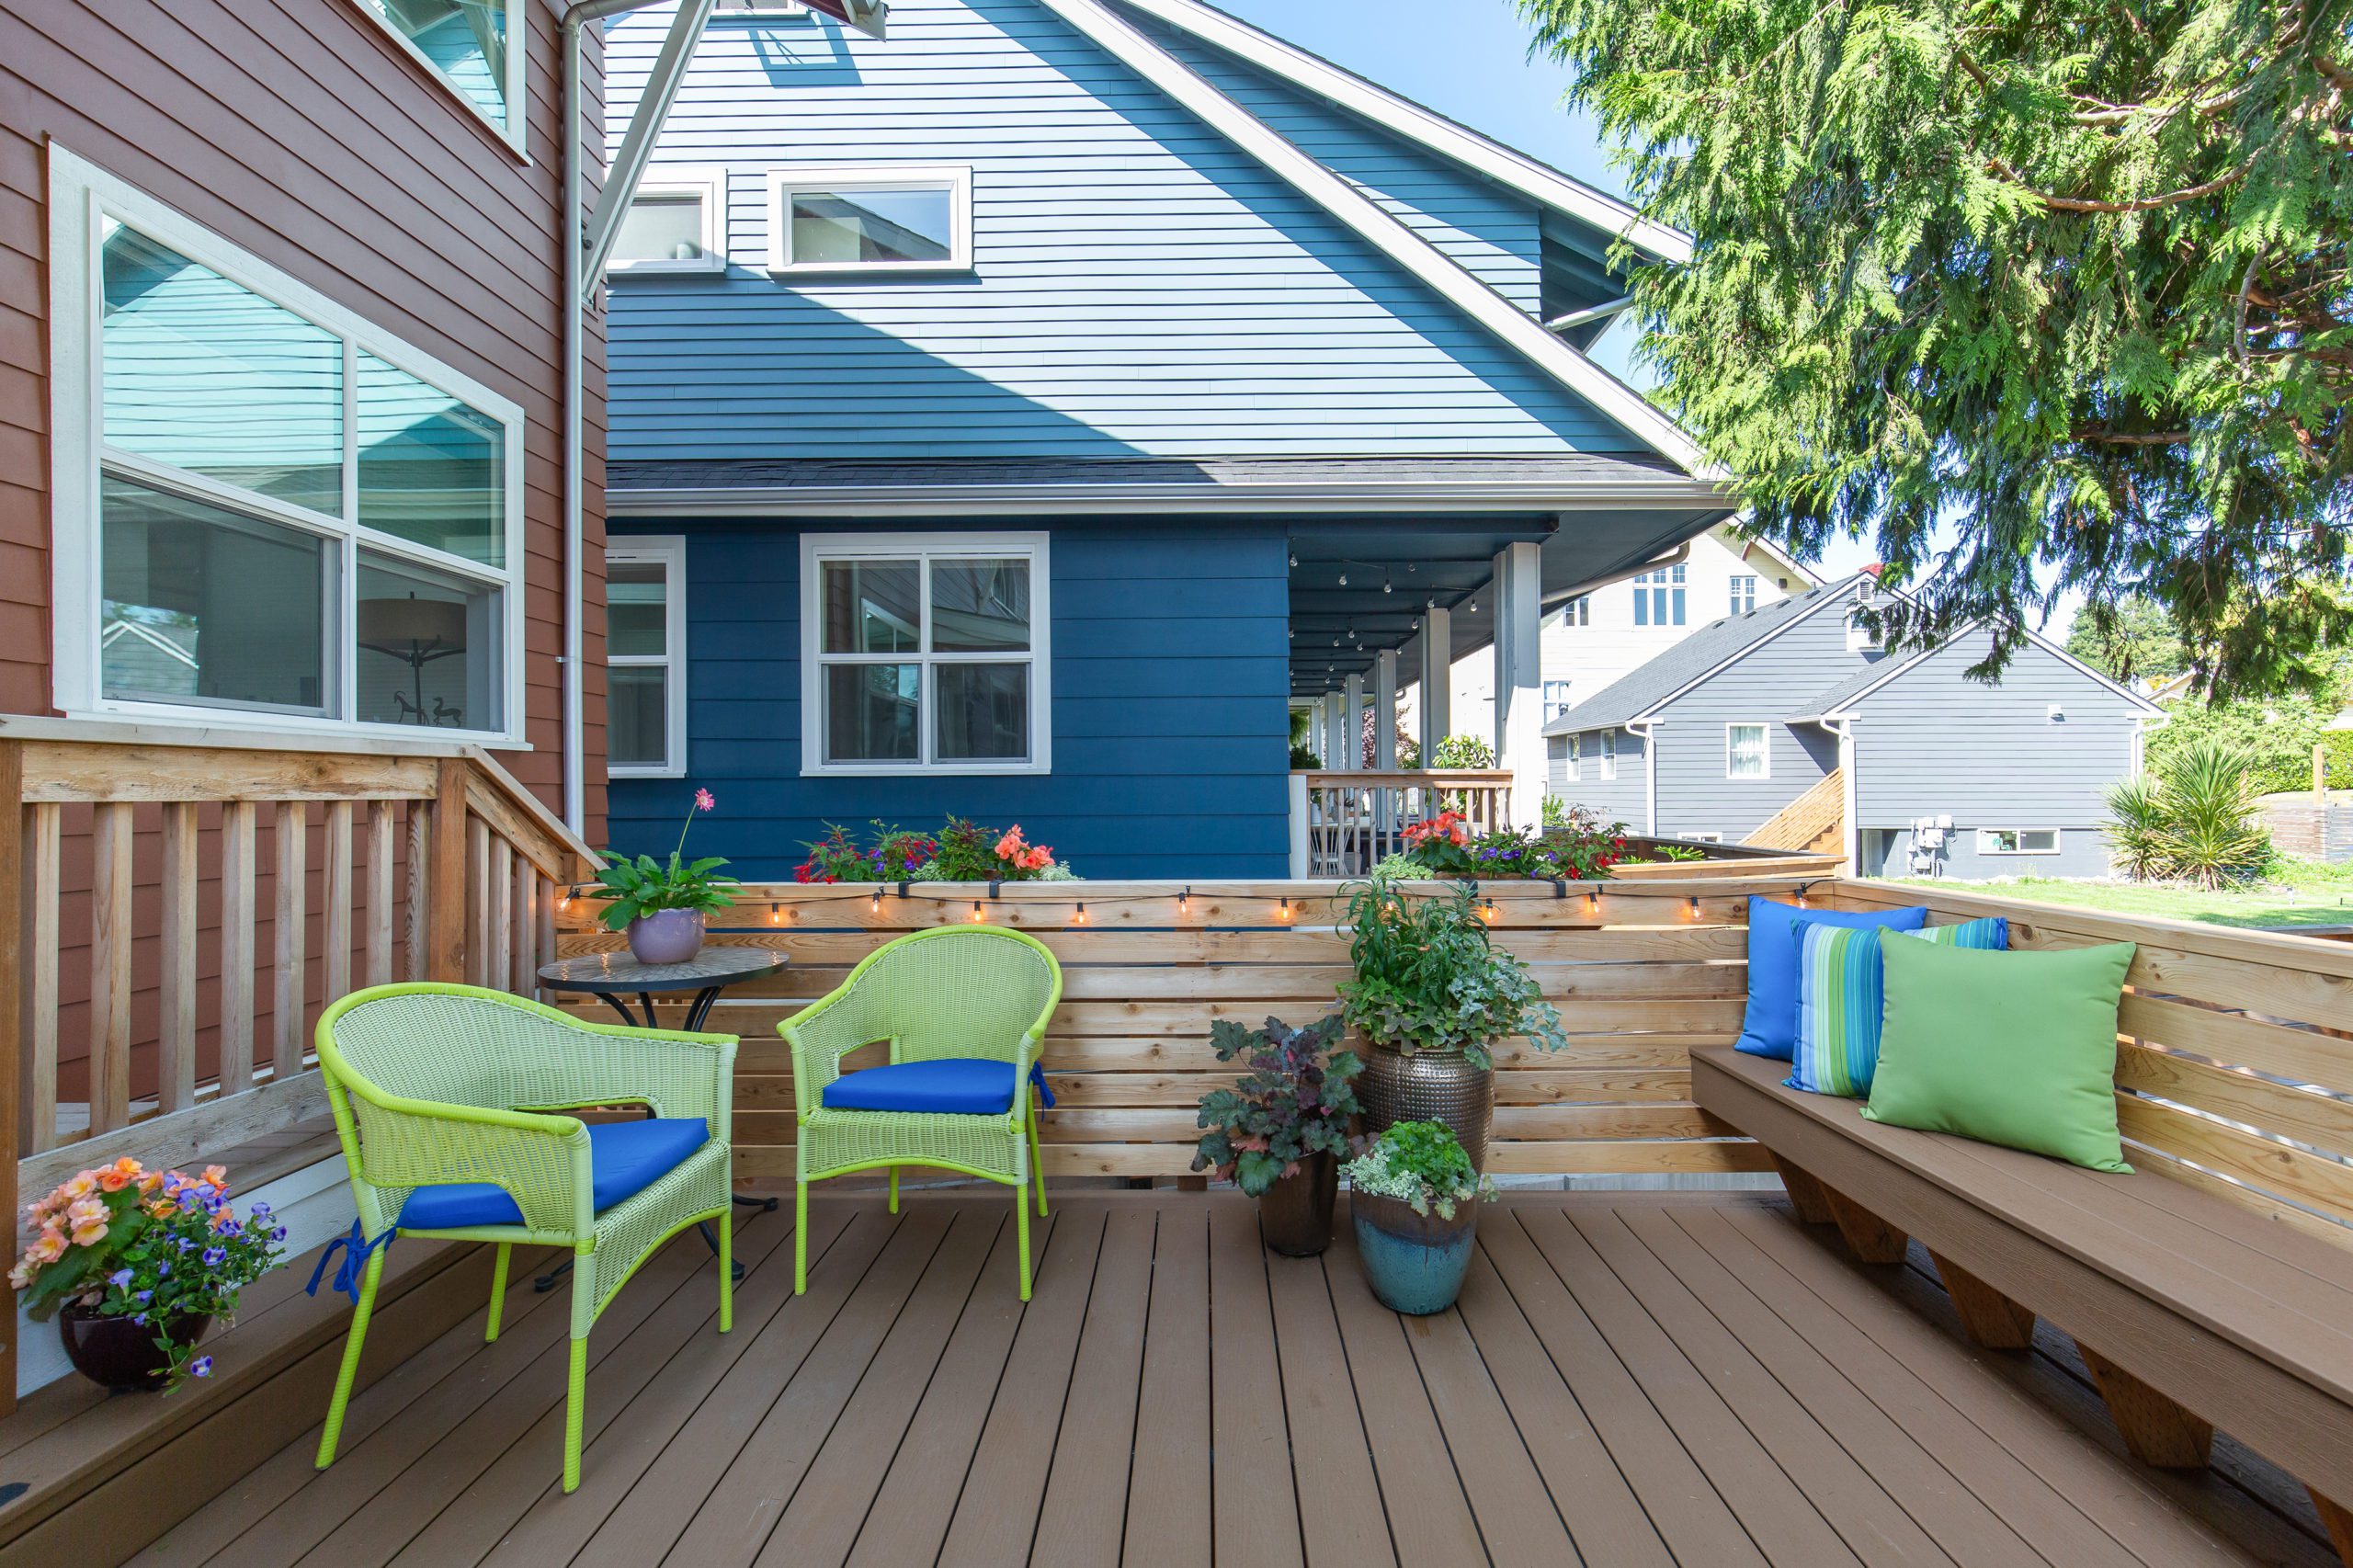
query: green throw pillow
[{"left": 1862, "top": 938, "right": 2137, "bottom": 1173}]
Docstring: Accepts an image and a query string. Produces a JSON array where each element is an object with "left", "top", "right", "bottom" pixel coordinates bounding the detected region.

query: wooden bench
[{"left": 1693, "top": 1045, "right": 2353, "bottom": 1564}]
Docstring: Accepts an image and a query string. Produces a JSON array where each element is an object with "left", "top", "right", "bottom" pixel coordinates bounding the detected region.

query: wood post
[
  {"left": 220, "top": 801, "right": 257, "bottom": 1094},
  {"left": 88, "top": 802, "right": 134, "bottom": 1133},
  {"left": 428, "top": 760, "right": 468, "bottom": 983},
  {"left": 1768, "top": 1153, "right": 1836, "bottom": 1224},
  {"left": 1822, "top": 1184, "right": 1909, "bottom": 1264},
  {"left": 2077, "top": 1343, "right": 2213, "bottom": 1468},
  {"left": 366, "top": 801, "right": 395, "bottom": 988},
  {"left": 324, "top": 800, "right": 353, "bottom": 1015},
  {"left": 273, "top": 801, "right": 307, "bottom": 1078},
  {"left": 19, "top": 800, "right": 56, "bottom": 1155},
  {"left": 158, "top": 801, "right": 198, "bottom": 1114},
  {"left": 0, "top": 740, "right": 22, "bottom": 1415},
  {"left": 1930, "top": 1251, "right": 2037, "bottom": 1349}
]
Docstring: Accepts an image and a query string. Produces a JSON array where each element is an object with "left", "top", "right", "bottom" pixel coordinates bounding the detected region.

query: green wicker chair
[
  {"left": 781, "top": 926, "right": 1063, "bottom": 1299},
  {"left": 311, "top": 983, "right": 736, "bottom": 1494}
]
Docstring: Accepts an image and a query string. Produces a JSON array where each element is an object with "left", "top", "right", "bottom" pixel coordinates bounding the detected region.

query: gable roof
[
  {"left": 1545, "top": 574, "right": 1872, "bottom": 735},
  {"left": 1792, "top": 619, "right": 2166, "bottom": 721},
  {"left": 1029, "top": 0, "right": 1716, "bottom": 474}
]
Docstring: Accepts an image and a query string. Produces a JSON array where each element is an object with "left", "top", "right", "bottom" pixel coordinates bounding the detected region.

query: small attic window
[
  {"left": 767, "top": 166, "right": 971, "bottom": 274},
  {"left": 610, "top": 170, "right": 725, "bottom": 275},
  {"left": 1846, "top": 608, "right": 1881, "bottom": 653}
]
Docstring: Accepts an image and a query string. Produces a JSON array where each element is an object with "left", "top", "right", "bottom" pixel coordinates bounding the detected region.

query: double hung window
[
  {"left": 607, "top": 539, "right": 687, "bottom": 775},
  {"left": 1727, "top": 723, "right": 1770, "bottom": 779},
  {"left": 1632, "top": 565, "right": 1686, "bottom": 627}
]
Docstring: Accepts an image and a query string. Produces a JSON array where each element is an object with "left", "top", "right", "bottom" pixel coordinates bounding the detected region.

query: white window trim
[
  {"left": 1563, "top": 733, "right": 1581, "bottom": 783},
  {"left": 347, "top": 0, "right": 528, "bottom": 158},
  {"left": 606, "top": 537, "right": 688, "bottom": 778},
  {"left": 607, "top": 167, "right": 727, "bottom": 277},
  {"left": 1598, "top": 729, "right": 1618, "bottom": 781},
  {"left": 1726, "top": 722, "right": 1771, "bottom": 780},
  {"left": 1846, "top": 608, "right": 1882, "bottom": 653},
  {"left": 765, "top": 165, "right": 973, "bottom": 276},
  {"left": 1976, "top": 828, "right": 2062, "bottom": 856},
  {"left": 1729, "top": 574, "right": 1757, "bottom": 615},
  {"left": 47, "top": 144, "right": 528, "bottom": 746},
  {"left": 799, "top": 530, "right": 1051, "bottom": 777},
  {"left": 1683, "top": 831, "right": 1723, "bottom": 844}
]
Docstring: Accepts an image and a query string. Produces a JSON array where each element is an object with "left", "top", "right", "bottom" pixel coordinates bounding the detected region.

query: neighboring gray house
[{"left": 1545, "top": 574, "right": 2165, "bottom": 875}]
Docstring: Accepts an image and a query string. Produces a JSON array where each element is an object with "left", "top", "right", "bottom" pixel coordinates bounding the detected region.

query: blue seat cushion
[
  {"left": 395, "top": 1116, "right": 710, "bottom": 1232},
  {"left": 821, "top": 1058, "right": 1022, "bottom": 1116}
]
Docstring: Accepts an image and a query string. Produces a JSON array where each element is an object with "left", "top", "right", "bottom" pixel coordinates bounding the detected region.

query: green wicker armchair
[
  {"left": 781, "top": 926, "right": 1063, "bottom": 1299},
  {"left": 312, "top": 983, "right": 736, "bottom": 1494}
]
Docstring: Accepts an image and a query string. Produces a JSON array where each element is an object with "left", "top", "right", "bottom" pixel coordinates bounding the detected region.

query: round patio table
[{"left": 530, "top": 946, "right": 789, "bottom": 1290}]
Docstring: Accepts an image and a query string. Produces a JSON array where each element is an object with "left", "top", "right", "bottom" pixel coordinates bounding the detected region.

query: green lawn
[{"left": 1885, "top": 858, "right": 2353, "bottom": 931}]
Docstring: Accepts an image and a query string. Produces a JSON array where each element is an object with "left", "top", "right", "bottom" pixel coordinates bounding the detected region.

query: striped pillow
[{"left": 1790, "top": 917, "right": 2009, "bottom": 1096}]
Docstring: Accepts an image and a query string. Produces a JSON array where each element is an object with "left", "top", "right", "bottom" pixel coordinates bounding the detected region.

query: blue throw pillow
[
  {"left": 1735, "top": 897, "right": 1927, "bottom": 1062},
  {"left": 1789, "top": 915, "right": 2011, "bottom": 1096}
]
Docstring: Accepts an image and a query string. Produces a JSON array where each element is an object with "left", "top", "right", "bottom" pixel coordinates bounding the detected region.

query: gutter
[
  {"left": 608, "top": 478, "right": 1738, "bottom": 517},
  {"left": 1542, "top": 296, "right": 1633, "bottom": 335}
]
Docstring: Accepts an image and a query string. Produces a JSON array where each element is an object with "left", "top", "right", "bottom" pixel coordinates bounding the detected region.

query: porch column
[
  {"left": 1373, "top": 649, "right": 1398, "bottom": 768},
  {"left": 1322, "top": 692, "right": 1345, "bottom": 773},
  {"left": 1493, "top": 541, "right": 1544, "bottom": 828},
  {"left": 1342, "top": 673, "right": 1365, "bottom": 770},
  {"left": 1419, "top": 605, "right": 1452, "bottom": 753}
]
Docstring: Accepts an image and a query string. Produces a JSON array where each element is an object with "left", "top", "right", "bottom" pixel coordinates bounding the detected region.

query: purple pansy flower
[
  {"left": 189, "top": 1357, "right": 213, "bottom": 1379},
  {"left": 108, "top": 1267, "right": 132, "bottom": 1289},
  {"left": 201, "top": 1246, "right": 226, "bottom": 1267}
]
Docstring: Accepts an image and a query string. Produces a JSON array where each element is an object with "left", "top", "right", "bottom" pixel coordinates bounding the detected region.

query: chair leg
[
  {"left": 1028, "top": 1106, "right": 1048, "bottom": 1217},
  {"left": 563, "top": 1333, "right": 588, "bottom": 1494},
  {"left": 315, "top": 1246, "right": 386, "bottom": 1471},
  {"left": 484, "top": 1243, "right": 511, "bottom": 1343},
  {"left": 795, "top": 1176, "right": 810, "bottom": 1295},
  {"left": 717, "top": 1210, "right": 733, "bottom": 1334},
  {"left": 1016, "top": 1177, "right": 1032, "bottom": 1302},
  {"left": 888, "top": 1168, "right": 899, "bottom": 1214}
]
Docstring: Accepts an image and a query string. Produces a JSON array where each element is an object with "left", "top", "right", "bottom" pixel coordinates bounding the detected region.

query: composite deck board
[{"left": 96, "top": 1192, "right": 2343, "bottom": 1568}]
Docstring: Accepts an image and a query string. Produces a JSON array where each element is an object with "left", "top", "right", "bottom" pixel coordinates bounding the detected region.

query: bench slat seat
[{"left": 1692, "top": 1046, "right": 2353, "bottom": 1516}]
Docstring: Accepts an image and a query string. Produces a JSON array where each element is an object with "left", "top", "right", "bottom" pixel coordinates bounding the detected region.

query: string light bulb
[
  {"left": 1337, "top": 572, "right": 1348, "bottom": 586},
  {"left": 1586, "top": 891, "right": 1600, "bottom": 916},
  {"left": 971, "top": 901, "right": 987, "bottom": 923},
  {"left": 1687, "top": 896, "right": 1702, "bottom": 919},
  {"left": 1277, "top": 897, "right": 1294, "bottom": 923},
  {"left": 768, "top": 902, "right": 784, "bottom": 925},
  {"left": 1178, "top": 886, "right": 1192, "bottom": 915},
  {"left": 1073, "top": 902, "right": 1089, "bottom": 926}
]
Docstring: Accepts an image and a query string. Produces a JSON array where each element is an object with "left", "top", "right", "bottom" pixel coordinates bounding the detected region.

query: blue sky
[{"left": 1214, "top": 0, "right": 1996, "bottom": 605}]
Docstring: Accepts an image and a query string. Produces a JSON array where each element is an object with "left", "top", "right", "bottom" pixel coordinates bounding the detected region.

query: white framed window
[
  {"left": 800, "top": 532, "right": 1049, "bottom": 776},
  {"left": 1632, "top": 564, "right": 1686, "bottom": 627},
  {"left": 1542, "top": 680, "right": 1573, "bottom": 722},
  {"left": 607, "top": 538, "right": 687, "bottom": 777},
  {"left": 1683, "top": 831, "right": 1724, "bottom": 844},
  {"left": 349, "top": 0, "right": 526, "bottom": 155},
  {"left": 1976, "top": 828, "right": 2061, "bottom": 855},
  {"left": 609, "top": 169, "right": 726, "bottom": 276},
  {"left": 1847, "top": 608, "right": 1882, "bottom": 653},
  {"left": 1560, "top": 595, "right": 1590, "bottom": 628},
  {"left": 48, "top": 146, "right": 525, "bottom": 743},
  {"left": 1599, "top": 729, "right": 1618, "bottom": 780},
  {"left": 766, "top": 166, "right": 972, "bottom": 275},
  {"left": 1727, "top": 722, "right": 1770, "bottom": 779},
  {"left": 1563, "top": 733, "right": 1582, "bottom": 782},
  {"left": 1729, "top": 574, "right": 1757, "bottom": 615}
]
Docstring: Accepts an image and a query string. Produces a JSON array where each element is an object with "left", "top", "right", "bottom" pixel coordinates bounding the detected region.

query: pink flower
[
  {"left": 28, "top": 1228, "right": 64, "bottom": 1264},
  {"left": 69, "top": 1220, "right": 107, "bottom": 1248},
  {"left": 694, "top": 789, "right": 716, "bottom": 812}
]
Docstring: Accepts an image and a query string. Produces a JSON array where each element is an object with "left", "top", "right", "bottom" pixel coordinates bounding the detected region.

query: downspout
[
  {"left": 1816, "top": 715, "right": 1859, "bottom": 872},
  {"left": 562, "top": 13, "right": 587, "bottom": 835},
  {"left": 1626, "top": 717, "right": 1659, "bottom": 835}
]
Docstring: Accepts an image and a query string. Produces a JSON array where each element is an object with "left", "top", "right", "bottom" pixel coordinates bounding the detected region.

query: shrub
[
  {"left": 1338, "top": 872, "right": 1567, "bottom": 1068},
  {"left": 1290, "top": 741, "right": 1322, "bottom": 770},
  {"left": 2104, "top": 738, "right": 2272, "bottom": 888},
  {"left": 1190, "top": 1016, "right": 1363, "bottom": 1196},
  {"left": 1430, "top": 734, "right": 1497, "bottom": 769},
  {"left": 1344, "top": 1120, "right": 1486, "bottom": 1219},
  {"left": 2146, "top": 696, "right": 2329, "bottom": 796}
]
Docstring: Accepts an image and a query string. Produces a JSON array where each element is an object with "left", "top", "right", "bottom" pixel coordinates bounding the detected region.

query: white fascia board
[
  {"left": 1631, "top": 573, "right": 1874, "bottom": 722},
  {"left": 607, "top": 476, "right": 1734, "bottom": 516},
  {"left": 1029, "top": 0, "right": 1718, "bottom": 477},
  {"left": 1113, "top": 0, "right": 1691, "bottom": 265},
  {"left": 1824, "top": 614, "right": 2168, "bottom": 718},
  {"left": 1718, "top": 522, "right": 1822, "bottom": 586}
]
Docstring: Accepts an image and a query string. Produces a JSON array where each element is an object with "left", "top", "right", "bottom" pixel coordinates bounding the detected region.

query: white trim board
[
  {"left": 1029, "top": 0, "right": 1718, "bottom": 476},
  {"left": 1795, "top": 614, "right": 2168, "bottom": 723},
  {"left": 1112, "top": 0, "right": 1691, "bottom": 263},
  {"left": 608, "top": 475, "right": 1733, "bottom": 517}
]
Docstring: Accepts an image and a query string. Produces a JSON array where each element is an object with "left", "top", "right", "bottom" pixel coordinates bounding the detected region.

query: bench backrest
[{"left": 1833, "top": 882, "right": 2353, "bottom": 1248}]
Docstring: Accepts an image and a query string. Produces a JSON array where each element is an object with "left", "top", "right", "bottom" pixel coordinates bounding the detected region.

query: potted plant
[
  {"left": 1347, "top": 1120, "right": 1488, "bottom": 1314},
  {"left": 596, "top": 787, "right": 739, "bottom": 963},
  {"left": 12, "top": 1160, "right": 283, "bottom": 1391},
  {"left": 1190, "top": 1015, "right": 1363, "bottom": 1256},
  {"left": 1337, "top": 870, "right": 1568, "bottom": 1172}
]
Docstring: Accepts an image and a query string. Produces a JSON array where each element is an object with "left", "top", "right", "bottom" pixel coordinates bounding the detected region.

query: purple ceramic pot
[{"left": 627, "top": 909, "right": 706, "bottom": 965}]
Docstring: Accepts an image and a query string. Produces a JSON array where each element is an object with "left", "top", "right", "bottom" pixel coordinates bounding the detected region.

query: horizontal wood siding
[
  {"left": 602, "top": 0, "right": 1638, "bottom": 459},
  {"left": 1547, "top": 726, "right": 1649, "bottom": 828},
  {"left": 0, "top": 0, "right": 602, "bottom": 833},
  {"left": 604, "top": 517, "right": 1293, "bottom": 878},
  {"left": 1648, "top": 602, "right": 1861, "bottom": 841}
]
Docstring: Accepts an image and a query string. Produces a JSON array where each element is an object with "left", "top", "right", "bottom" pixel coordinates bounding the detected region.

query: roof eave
[{"left": 608, "top": 475, "right": 1738, "bottom": 517}]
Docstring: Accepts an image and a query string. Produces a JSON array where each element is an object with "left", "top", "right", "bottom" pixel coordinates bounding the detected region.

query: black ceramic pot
[
  {"left": 1257, "top": 1150, "right": 1338, "bottom": 1256},
  {"left": 58, "top": 1302, "right": 210, "bottom": 1392}
]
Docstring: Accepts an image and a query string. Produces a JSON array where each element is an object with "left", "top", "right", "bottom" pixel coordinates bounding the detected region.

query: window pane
[
  {"left": 931, "top": 558, "right": 1029, "bottom": 652},
  {"left": 936, "top": 663, "right": 1029, "bottom": 761},
  {"left": 356, "top": 551, "right": 502, "bottom": 731},
  {"left": 356, "top": 0, "right": 510, "bottom": 130},
  {"left": 608, "top": 665, "right": 667, "bottom": 768},
  {"left": 101, "top": 224, "right": 342, "bottom": 514},
  {"left": 790, "top": 187, "right": 953, "bottom": 265},
  {"left": 101, "top": 473, "right": 331, "bottom": 714},
  {"left": 609, "top": 561, "right": 668, "bottom": 657},
  {"left": 358, "top": 351, "right": 505, "bottom": 568},
  {"left": 826, "top": 663, "right": 919, "bottom": 762},
  {"left": 822, "top": 560, "right": 919, "bottom": 653},
  {"left": 617, "top": 193, "right": 709, "bottom": 265}
]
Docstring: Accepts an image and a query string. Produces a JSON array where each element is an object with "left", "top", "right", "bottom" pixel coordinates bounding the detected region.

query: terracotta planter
[
  {"left": 627, "top": 909, "right": 705, "bottom": 965},
  {"left": 1352, "top": 1189, "right": 1479, "bottom": 1315},
  {"left": 1355, "top": 1035, "right": 1495, "bottom": 1175},
  {"left": 58, "top": 1302, "right": 210, "bottom": 1392},
  {"left": 1257, "top": 1150, "right": 1338, "bottom": 1257}
]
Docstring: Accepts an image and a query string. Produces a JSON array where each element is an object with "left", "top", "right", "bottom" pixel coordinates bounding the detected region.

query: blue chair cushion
[
  {"left": 1735, "top": 897, "right": 1927, "bottom": 1062},
  {"left": 821, "top": 1058, "right": 1024, "bottom": 1116},
  {"left": 395, "top": 1116, "right": 710, "bottom": 1232}
]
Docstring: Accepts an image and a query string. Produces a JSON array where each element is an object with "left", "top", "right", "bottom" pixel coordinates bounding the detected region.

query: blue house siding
[
  {"left": 604, "top": 517, "right": 1294, "bottom": 879},
  {"left": 603, "top": 0, "right": 1645, "bottom": 459}
]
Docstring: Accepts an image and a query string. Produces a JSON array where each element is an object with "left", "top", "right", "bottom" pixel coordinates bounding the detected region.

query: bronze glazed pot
[
  {"left": 1256, "top": 1150, "right": 1338, "bottom": 1256},
  {"left": 58, "top": 1302, "right": 210, "bottom": 1392},
  {"left": 1355, "top": 1035, "right": 1495, "bottom": 1175}
]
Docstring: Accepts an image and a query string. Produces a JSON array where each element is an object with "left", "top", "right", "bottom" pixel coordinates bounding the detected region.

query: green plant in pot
[
  {"left": 1347, "top": 1120, "right": 1489, "bottom": 1314},
  {"left": 1337, "top": 870, "right": 1568, "bottom": 1173},
  {"left": 1191, "top": 1015, "right": 1364, "bottom": 1256},
  {"left": 594, "top": 787, "right": 739, "bottom": 964}
]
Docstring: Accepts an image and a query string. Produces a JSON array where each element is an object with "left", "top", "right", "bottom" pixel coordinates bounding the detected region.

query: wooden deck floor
[{"left": 119, "top": 1189, "right": 2339, "bottom": 1568}]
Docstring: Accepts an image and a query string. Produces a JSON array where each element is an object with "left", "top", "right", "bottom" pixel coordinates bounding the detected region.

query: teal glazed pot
[{"left": 1353, "top": 1190, "right": 1478, "bottom": 1314}]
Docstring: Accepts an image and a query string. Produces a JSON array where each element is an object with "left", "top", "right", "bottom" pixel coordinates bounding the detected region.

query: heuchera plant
[
  {"left": 1191, "top": 1016, "right": 1363, "bottom": 1196},
  {"left": 13, "top": 1160, "right": 283, "bottom": 1390},
  {"left": 597, "top": 788, "right": 739, "bottom": 926},
  {"left": 1337, "top": 871, "right": 1569, "bottom": 1070},
  {"left": 1345, "top": 1119, "right": 1488, "bottom": 1220}
]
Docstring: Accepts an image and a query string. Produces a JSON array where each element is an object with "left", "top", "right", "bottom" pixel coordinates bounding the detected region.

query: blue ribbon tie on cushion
[{"left": 306, "top": 1219, "right": 394, "bottom": 1305}]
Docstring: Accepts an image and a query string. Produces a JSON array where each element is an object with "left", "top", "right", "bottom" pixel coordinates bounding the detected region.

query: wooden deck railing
[{"left": 1291, "top": 768, "right": 1515, "bottom": 876}]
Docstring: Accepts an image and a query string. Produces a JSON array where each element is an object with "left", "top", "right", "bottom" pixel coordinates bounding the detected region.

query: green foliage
[
  {"left": 1337, "top": 872, "right": 1569, "bottom": 1069},
  {"left": 1430, "top": 734, "right": 1497, "bottom": 769},
  {"left": 2105, "top": 737, "right": 2272, "bottom": 887},
  {"left": 1343, "top": 1120, "right": 1487, "bottom": 1219},
  {"left": 2146, "top": 693, "right": 2332, "bottom": 794},
  {"left": 1520, "top": 0, "right": 2353, "bottom": 698},
  {"left": 598, "top": 790, "right": 737, "bottom": 927},
  {"left": 1190, "top": 1016, "right": 1363, "bottom": 1197},
  {"left": 1290, "top": 742, "right": 1323, "bottom": 770},
  {"left": 2064, "top": 596, "right": 2193, "bottom": 685},
  {"left": 797, "top": 824, "right": 869, "bottom": 885},
  {"left": 2320, "top": 728, "right": 2353, "bottom": 788}
]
